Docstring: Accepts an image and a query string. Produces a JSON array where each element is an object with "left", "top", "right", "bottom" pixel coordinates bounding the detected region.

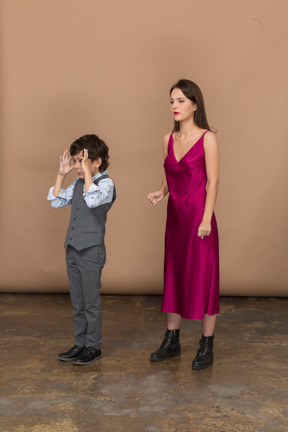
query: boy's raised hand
[
  {"left": 59, "top": 150, "right": 73, "bottom": 176},
  {"left": 81, "top": 149, "right": 94, "bottom": 193},
  {"left": 81, "top": 148, "right": 90, "bottom": 170}
]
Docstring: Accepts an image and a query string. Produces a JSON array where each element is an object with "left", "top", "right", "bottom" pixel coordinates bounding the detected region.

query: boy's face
[{"left": 71, "top": 151, "right": 102, "bottom": 178}]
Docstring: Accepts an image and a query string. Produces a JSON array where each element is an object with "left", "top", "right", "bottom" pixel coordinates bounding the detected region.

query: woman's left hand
[{"left": 198, "top": 220, "right": 211, "bottom": 239}]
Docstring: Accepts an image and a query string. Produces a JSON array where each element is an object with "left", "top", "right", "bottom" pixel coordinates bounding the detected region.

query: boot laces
[
  {"left": 160, "top": 331, "right": 174, "bottom": 349},
  {"left": 197, "top": 338, "right": 211, "bottom": 356}
]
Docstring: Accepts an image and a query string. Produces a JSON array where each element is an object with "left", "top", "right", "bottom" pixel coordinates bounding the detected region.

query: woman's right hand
[
  {"left": 147, "top": 190, "right": 164, "bottom": 205},
  {"left": 59, "top": 150, "right": 73, "bottom": 176}
]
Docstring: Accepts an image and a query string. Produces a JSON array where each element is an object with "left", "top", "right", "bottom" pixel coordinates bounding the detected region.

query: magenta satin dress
[{"left": 161, "top": 131, "right": 219, "bottom": 320}]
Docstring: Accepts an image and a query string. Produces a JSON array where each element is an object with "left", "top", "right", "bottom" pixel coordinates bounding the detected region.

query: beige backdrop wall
[{"left": 1, "top": 0, "right": 287, "bottom": 295}]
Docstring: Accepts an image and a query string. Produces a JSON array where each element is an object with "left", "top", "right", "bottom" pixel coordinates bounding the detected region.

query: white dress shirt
[{"left": 47, "top": 170, "right": 114, "bottom": 209}]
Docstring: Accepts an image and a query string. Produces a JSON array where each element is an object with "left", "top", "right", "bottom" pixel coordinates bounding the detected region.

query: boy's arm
[
  {"left": 47, "top": 150, "right": 75, "bottom": 208},
  {"left": 53, "top": 173, "right": 66, "bottom": 198},
  {"left": 81, "top": 148, "right": 114, "bottom": 208},
  {"left": 84, "top": 177, "right": 114, "bottom": 208},
  {"left": 81, "top": 149, "right": 94, "bottom": 194},
  {"left": 47, "top": 179, "right": 77, "bottom": 208}
]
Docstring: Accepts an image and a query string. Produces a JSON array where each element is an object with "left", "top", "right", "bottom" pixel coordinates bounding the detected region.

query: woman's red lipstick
[{"left": 174, "top": 112, "right": 180, "bottom": 115}]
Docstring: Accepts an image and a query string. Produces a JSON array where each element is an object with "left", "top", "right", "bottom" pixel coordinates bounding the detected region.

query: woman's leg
[
  {"left": 167, "top": 312, "right": 181, "bottom": 329},
  {"left": 201, "top": 314, "right": 216, "bottom": 336}
]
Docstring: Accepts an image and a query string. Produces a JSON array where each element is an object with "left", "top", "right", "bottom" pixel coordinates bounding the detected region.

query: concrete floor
[{"left": 0, "top": 294, "right": 288, "bottom": 432}]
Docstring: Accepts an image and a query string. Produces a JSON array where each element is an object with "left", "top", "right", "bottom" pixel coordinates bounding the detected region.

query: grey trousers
[{"left": 66, "top": 244, "right": 106, "bottom": 349}]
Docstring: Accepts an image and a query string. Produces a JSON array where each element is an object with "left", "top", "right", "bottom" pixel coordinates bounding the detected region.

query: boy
[{"left": 47, "top": 134, "right": 116, "bottom": 365}]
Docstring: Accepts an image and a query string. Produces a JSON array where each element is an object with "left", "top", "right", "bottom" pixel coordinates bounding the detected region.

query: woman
[{"left": 148, "top": 79, "right": 220, "bottom": 370}]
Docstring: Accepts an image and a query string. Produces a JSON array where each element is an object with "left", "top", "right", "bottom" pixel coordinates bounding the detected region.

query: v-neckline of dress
[{"left": 172, "top": 131, "right": 206, "bottom": 164}]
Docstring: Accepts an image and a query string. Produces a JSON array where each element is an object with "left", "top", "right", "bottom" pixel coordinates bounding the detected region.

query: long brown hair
[{"left": 170, "top": 79, "right": 211, "bottom": 132}]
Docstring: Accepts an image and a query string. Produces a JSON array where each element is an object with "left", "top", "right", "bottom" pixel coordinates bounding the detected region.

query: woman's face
[{"left": 170, "top": 88, "right": 196, "bottom": 123}]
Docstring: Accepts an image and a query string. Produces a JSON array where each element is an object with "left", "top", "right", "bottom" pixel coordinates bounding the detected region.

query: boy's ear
[{"left": 94, "top": 157, "right": 102, "bottom": 168}]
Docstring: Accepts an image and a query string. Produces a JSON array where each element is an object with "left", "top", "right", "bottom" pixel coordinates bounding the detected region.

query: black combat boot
[
  {"left": 192, "top": 335, "right": 214, "bottom": 370},
  {"left": 150, "top": 329, "right": 181, "bottom": 362}
]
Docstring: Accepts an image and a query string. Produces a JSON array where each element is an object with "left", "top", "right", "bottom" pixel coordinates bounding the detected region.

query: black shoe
[
  {"left": 73, "top": 347, "right": 102, "bottom": 365},
  {"left": 150, "top": 329, "right": 181, "bottom": 362},
  {"left": 58, "top": 345, "right": 83, "bottom": 362},
  {"left": 192, "top": 335, "right": 214, "bottom": 370}
]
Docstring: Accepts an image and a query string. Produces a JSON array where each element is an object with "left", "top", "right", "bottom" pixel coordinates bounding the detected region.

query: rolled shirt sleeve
[
  {"left": 83, "top": 177, "right": 114, "bottom": 208},
  {"left": 47, "top": 179, "right": 77, "bottom": 208}
]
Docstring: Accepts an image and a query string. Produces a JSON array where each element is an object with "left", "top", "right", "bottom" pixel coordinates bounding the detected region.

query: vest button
[
  {"left": 70, "top": 237, "right": 72, "bottom": 240},
  {"left": 72, "top": 227, "right": 74, "bottom": 230},
  {"left": 74, "top": 218, "right": 76, "bottom": 220}
]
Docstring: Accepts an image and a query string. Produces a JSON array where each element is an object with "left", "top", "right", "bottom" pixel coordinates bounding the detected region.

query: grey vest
[{"left": 64, "top": 174, "right": 116, "bottom": 251}]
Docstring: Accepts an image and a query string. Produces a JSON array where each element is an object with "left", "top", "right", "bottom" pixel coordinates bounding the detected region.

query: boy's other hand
[
  {"left": 59, "top": 150, "right": 73, "bottom": 176},
  {"left": 81, "top": 149, "right": 91, "bottom": 173},
  {"left": 81, "top": 149, "right": 89, "bottom": 165}
]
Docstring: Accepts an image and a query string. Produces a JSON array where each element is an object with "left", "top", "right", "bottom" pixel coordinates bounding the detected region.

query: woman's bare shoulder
[
  {"left": 163, "top": 132, "right": 172, "bottom": 147},
  {"left": 204, "top": 130, "right": 217, "bottom": 144},
  {"left": 203, "top": 130, "right": 219, "bottom": 157},
  {"left": 164, "top": 132, "right": 172, "bottom": 142},
  {"left": 163, "top": 132, "right": 172, "bottom": 157}
]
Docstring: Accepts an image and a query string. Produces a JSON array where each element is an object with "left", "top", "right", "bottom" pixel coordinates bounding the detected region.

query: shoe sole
[
  {"left": 58, "top": 356, "right": 79, "bottom": 362},
  {"left": 192, "top": 361, "right": 213, "bottom": 370},
  {"left": 73, "top": 354, "right": 102, "bottom": 366},
  {"left": 150, "top": 351, "right": 181, "bottom": 362}
]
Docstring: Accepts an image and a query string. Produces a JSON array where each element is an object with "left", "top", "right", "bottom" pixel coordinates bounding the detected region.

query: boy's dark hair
[{"left": 70, "top": 134, "right": 110, "bottom": 172}]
